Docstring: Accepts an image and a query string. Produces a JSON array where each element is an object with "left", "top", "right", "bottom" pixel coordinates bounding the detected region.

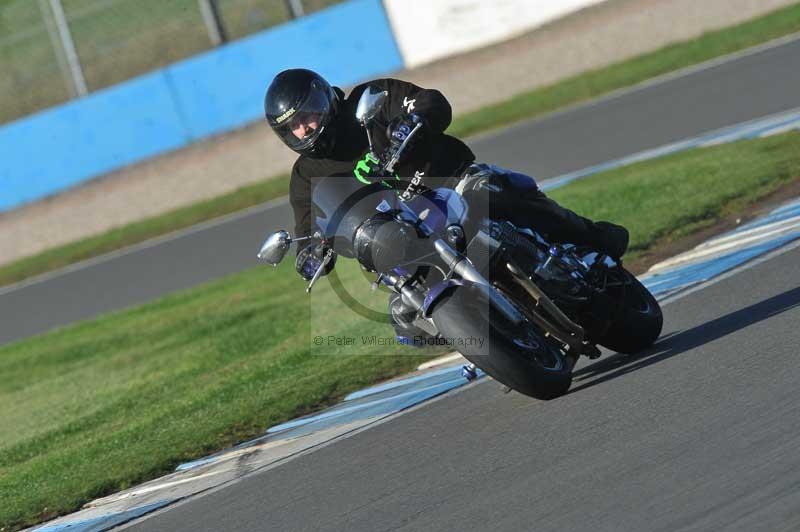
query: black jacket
[{"left": 289, "top": 78, "right": 475, "bottom": 237}]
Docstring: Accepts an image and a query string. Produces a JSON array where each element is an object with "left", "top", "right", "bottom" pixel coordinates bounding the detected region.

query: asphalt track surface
[
  {"left": 4, "top": 36, "right": 800, "bottom": 347},
  {"left": 127, "top": 243, "right": 800, "bottom": 532}
]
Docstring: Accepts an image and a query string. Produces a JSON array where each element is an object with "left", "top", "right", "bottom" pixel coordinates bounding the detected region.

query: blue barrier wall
[{"left": 0, "top": 0, "right": 402, "bottom": 212}]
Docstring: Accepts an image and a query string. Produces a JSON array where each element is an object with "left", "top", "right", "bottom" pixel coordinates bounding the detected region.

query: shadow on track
[{"left": 569, "top": 286, "right": 800, "bottom": 394}]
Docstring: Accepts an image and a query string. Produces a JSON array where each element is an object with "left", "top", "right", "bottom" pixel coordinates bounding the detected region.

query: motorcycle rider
[{"left": 264, "top": 69, "right": 629, "bottom": 337}]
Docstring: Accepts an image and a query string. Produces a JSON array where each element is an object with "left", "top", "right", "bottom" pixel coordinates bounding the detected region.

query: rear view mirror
[
  {"left": 355, "top": 86, "right": 388, "bottom": 124},
  {"left": 257, "top": 230, "right": 292, "bottom": 265}
]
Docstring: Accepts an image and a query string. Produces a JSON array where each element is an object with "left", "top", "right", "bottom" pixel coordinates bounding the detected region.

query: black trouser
[{"left": 456, "top": 164, "right": 629, "bottom": 259}]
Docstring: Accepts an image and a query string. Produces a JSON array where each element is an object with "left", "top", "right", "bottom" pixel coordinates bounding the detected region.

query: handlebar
[{"left": 384, "top": 122, "right": 424, "bottom": 174}]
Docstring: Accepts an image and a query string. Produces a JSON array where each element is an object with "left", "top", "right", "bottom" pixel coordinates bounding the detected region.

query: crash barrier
[
  {"left": 0, "top": 0, "right": 402, "bottom": 212},
  {"left": 383, "top": 0, "right": 608, "bottom": 68}
]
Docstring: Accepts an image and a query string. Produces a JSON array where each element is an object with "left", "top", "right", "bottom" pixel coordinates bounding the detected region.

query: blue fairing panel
[{"left": 404, "top": 188, "right": 468, "bottom": 234}]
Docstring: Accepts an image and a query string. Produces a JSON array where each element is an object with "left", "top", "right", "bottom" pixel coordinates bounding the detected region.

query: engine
[{"left": 487, "top": 220, "right": 591, "bottom": 302}]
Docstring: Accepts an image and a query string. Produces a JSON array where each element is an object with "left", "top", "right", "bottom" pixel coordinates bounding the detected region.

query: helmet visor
[{"left": 272, "top": 80, "right": 333, "bottom": 152}]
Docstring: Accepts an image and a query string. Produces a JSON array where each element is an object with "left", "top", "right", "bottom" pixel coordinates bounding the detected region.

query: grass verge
[
  {"left": 3, "top": 132, "right": 800, "bottom": 529},
  {"left": 4, "top": 2, "right": 800, "bottom": 288},
  {"left": 547, "top": 132, "right": 800, "bottom": 260}
]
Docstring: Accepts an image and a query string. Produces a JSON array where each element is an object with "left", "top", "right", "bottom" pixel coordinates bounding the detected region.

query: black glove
[
  {"left": 386, "top": 114, "right": 425, "bottom": 164},
  {"left": 295, "top": 243, "right": 336, "bottom": 281}
]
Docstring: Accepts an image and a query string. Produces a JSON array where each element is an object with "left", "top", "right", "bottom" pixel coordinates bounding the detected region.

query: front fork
[{"left": 432, "top": 239, "right": 525, "bottom": 325}]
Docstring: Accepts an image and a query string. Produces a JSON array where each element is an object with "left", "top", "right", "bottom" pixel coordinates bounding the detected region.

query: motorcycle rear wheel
[{"left": 431, "top": 284, "right": 572, "bottom": 399}]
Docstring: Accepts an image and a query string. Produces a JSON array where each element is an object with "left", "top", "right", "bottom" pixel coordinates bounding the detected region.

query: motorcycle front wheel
[
  {"left": 597, "top": 267, "right": 663, "bottom": 354},
  {"left": 430, "top": 283, "right": 572, "bottom": 399}
]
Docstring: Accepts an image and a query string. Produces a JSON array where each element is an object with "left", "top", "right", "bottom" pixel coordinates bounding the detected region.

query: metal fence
[{"left": 0, "top": 0, "right": 343, "bottom": 126}]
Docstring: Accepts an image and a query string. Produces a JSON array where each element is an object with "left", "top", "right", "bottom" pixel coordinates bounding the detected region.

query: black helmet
[{"left": 264, "top": 69, "right": 340, "bottom": 158}]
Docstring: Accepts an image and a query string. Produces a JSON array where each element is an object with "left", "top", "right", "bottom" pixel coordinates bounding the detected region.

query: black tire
[
  {"left": 430, "top": 283, "right": 572, "bottom": 399},
  {"left": 597, "top": 268, "right": 663, "bottom": 354}
]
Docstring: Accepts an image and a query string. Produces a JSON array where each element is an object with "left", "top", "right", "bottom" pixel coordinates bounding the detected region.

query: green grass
[
  {"left": 3, "top": 132, "right": 800, "bottom": 529},
  {"left": 548, "top": 133, "right": 800, "bottom": 255},
  {"left": 0, "top": 255, "right": 439, "bottom": 529},
  {"left": 4, "top": 1, "right": 800, "bottom": 288}
]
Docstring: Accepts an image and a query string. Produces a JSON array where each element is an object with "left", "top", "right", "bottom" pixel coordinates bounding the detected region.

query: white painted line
[
  {"left": 175, "top": 435, "right": 302, "bottom": 472},
  {"left": 700, "top": 222, "right": 800, "bottom": 252},
  {"left": 700, "top": 217, "right": 800, "bottom": 247},
  {"left": 647, "top": 202, "right": 800, "bottom": 273},
  {"left": 648, "top": 220, "right": 800, "bottom": 273},
  {"left": 417, "top": 352, "right": 464, "bottom": 370},
  {"left": 90, "top": 469, "right": 225, "bottom": 505},
  {"left": 759, "top": 122, "right": 800, "bottom": 137}
]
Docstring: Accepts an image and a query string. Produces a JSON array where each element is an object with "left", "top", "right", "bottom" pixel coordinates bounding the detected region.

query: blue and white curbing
[
  {"left": 28, "top": 115, "right": 800, "bottom": 531},
  {"left": 640, "top": 197, "right": 800, "bottom": 298},
  {"left": 29, "top": 364, "right": 484, "bottom": 531},
  {"left": 30, "top": 501, "right": 173, "bottom": 532}
]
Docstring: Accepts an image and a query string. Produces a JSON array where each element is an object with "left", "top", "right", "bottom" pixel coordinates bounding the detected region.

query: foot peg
[
  {"left": 583, "top": 343, "right": 602, "bottom": 359},
  {"left": 461, "top": 363, "right": 478, "bottom": 381}
]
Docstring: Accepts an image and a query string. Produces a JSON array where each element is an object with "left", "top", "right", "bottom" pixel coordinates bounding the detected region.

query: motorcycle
[{"left": 258, "top": 87, "right": 663, "bottom": 399}]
